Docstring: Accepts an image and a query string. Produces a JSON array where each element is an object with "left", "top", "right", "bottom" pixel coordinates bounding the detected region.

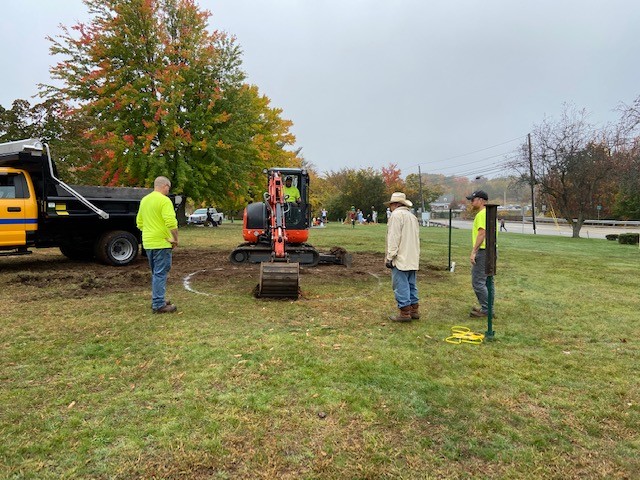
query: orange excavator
[{"left": 229, "top": 168, "right": 350, "bottom": 298}]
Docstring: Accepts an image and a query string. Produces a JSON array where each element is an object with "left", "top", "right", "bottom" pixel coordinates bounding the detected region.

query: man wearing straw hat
[{"left": 384, "top": 192, "right": 420, "bottom": 322}]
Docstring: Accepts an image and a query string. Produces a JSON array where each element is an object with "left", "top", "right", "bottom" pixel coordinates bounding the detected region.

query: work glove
[{"left": 385, "top": 259, "right": 393, "bottom": 269}]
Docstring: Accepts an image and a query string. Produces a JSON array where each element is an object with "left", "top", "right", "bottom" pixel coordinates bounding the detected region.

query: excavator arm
[{"left": 256, "top": 171, "right": 300, "bottom": 298}]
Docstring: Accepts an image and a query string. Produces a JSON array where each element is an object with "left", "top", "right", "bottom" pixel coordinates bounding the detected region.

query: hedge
[{"left": 618, "top": 233, "right": 640, "bottom": 245}]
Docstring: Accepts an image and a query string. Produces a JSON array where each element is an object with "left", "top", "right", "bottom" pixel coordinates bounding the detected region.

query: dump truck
[{"left": 0, "top": 138, "right": 182, "bottom": 266}]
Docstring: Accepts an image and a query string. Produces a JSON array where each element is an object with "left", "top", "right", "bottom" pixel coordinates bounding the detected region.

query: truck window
[{"left": 0, "top": 173, "right": 29, "bottom": 199}]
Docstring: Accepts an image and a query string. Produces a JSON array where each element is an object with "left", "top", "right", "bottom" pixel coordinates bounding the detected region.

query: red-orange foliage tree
[
  {"left": 44, "top": 0, "right": 298, "bottom": 204},
  {"left": 381, "top": 163, "right": 405, "bottom": 195}
]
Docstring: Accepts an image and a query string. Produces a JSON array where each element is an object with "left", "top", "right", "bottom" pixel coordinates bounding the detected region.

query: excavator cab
[
  {"left": 280, "top": 170, "right": 311, "bottom": 242},
  {"left": 238, "top": 168, "right": 312, "bottom": 255}
]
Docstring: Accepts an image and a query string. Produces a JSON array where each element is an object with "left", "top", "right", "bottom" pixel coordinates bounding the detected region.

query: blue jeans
[
  {"left": 471, "top": 249, "right": 494, "bottom": 312},
  {"left": 391, "top": 268, "right": 419, "bottom": 309},
  {"left": 147, "top": 248, "right": 173, "bottom": 310}
]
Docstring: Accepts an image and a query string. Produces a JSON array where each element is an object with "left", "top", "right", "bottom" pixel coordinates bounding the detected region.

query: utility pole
[
  {"left": 528, "top": 133, "right": 537, "bottom": 234},
  {"left": 418, "top": 165, "right": 425, "bottom": 213}
]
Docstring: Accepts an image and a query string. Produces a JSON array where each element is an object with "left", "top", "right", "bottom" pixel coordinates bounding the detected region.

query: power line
[
  {"left": 405, "top": 134, "right": 527, "bottom": 170},
  {"left": 454, "top": 164, "right": 515, "bottom": 178},
  {"left": 435, "top": 135, "right": 526, "bottom": 163},
  {"left": 429, "top": 150, "right": 516, "bottom": 173}
]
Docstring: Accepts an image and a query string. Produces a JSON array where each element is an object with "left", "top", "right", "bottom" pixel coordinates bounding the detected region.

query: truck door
[{"left": 0, "top": 171, "right": 36, "bottom": 247}]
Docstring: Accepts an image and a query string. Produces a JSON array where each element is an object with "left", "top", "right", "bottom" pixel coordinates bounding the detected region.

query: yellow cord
[{"left": 445, "top": 326, "right": 485, "bottom": 345}]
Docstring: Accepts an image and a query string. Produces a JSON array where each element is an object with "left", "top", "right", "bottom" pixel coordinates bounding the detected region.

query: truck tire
[
  {"left": 95, "top": 230, "right": 139, "bottom": 266},
  {"left": 60, "top": 244, "right": 94, "bottom": 261}
]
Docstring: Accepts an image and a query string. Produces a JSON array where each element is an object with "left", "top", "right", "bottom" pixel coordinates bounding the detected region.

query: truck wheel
[
  {"left": 95, "top": 231, "right": 139, "bottom": 266},
  {"left": 60, "top": 244, "right": 94, "bottom": 261}
]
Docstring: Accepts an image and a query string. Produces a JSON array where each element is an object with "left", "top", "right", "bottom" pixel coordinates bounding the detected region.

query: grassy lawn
[{"left": 1, "top": 222, "right": 638, "bottom": 479}]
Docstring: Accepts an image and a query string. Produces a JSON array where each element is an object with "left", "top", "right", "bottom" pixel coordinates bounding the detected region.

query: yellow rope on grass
[{"left": 445, "top": 326, "right": 485, "bottom": 345}]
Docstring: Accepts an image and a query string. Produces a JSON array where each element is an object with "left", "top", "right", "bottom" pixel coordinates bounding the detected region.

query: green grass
[{"left": 1, "top": 222, "right": 639, "bottom": 479}]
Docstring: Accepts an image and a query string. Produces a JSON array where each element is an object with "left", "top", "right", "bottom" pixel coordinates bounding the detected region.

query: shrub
[
  {"left": 618, "top": 233, "right": 639, "bottom": 245},
  {"left": 605, "top": 234, "right": 619, "bottom": 241}
]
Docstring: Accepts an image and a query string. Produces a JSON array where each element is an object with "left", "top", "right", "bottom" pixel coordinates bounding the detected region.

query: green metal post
[
  {"left": 485, "top": 204, "right": 498, "bottom": 340},
  {"left": 486, "top": 275, "right": 495, "bottom": 339},
  {"left": 448, "top": 209, "right": 452, "bottom": 271}
]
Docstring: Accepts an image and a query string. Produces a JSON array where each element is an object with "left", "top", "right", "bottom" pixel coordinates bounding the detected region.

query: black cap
[{"left": 466, "top": 190, "right": 488, "bottom": 201}]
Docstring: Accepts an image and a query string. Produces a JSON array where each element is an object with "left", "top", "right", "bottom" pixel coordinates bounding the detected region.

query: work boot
[
  {"left": 153, "top": 304, "right": 177, "bottom": 314},
  {"left": 470, "top": 306, "right": 497, "bottom": 318},
  {"left": 409, "top": 303, "right": 420, "bottom": 320},
  {"left": 389, "top": 306, "right": 412, "bottom": 322}
]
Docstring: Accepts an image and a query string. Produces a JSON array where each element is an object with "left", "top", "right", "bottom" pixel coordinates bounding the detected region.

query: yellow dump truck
[{"left": 0, "top": 138, "right": 181, "bottom": 266}]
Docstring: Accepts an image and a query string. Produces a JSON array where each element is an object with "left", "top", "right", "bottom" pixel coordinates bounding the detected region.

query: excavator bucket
[{"left": 256, "top": 262, "right": 300, "bottom": 299}]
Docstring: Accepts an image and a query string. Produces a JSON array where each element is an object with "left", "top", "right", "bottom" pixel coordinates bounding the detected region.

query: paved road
[{"left": 438, "top": 219, "right": 639, "bottom": 240}]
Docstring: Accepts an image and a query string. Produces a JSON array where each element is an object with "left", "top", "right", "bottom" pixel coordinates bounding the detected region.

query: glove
[{"left": 385, "top": 259, "right": 393, "bottom": 269}]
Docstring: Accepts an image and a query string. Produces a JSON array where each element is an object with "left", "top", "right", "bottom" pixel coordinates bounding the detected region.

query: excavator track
[
  {"left": 230, "top": 243, "right": 320, "bottom": 266},
  {"left": 256, "top": 262, "right": 300, "bottom": 298}
]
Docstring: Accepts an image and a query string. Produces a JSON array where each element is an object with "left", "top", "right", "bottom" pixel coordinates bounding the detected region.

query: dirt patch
[{"left": 1, "top": 249, "right": 446, "bottom": 298}]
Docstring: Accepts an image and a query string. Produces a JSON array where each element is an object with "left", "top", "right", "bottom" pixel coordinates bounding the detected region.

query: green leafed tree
[
  {"left": 324, "top": 168, "right": 387, "bottom": 222},
  {"left": 43, "top": 0, "right": 298, "bottom": 202},
  {"left": 404, "top": 173, "right": 444, "bottom": 211},
  {"left": 0, "top": 99, "right": 66, "bottom": 143}
]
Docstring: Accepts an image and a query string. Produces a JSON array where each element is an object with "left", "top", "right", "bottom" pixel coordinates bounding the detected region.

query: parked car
[{"left": 187, "top": 207, "right": 223, "bottom": 226}]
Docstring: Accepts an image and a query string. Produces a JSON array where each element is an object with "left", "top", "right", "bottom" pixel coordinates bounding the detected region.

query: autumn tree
[
  {"left": 612, "top": 97, "right": 640, "bottom": 219},
  {"left": 404, "top": 173, "right": 444, "bottom": 211},
  {"left": 323, "top": 168, "right": 387, "bottom": 222},
  {"left": 611, "top": 140, "right": 640, "bottom": 219},
  {"left": 381, "top": 163, "right": 404, "bottom": 195},
  {"left": 0, "top": 98, "right": 100, "bottom": 183},
  {"left": 300, "top": 158, "right": 338, "bottom": 219},
  {"left": 43, "top": 0, "right": 298, "bottom": 202},
  {"left": 511, "top": 105, "right": 614, "bottom": 237}
]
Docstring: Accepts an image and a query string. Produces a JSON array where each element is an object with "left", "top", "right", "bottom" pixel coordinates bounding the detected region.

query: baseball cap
[{"left": 466, "top": 190, "right": 488, "bottom": 201}]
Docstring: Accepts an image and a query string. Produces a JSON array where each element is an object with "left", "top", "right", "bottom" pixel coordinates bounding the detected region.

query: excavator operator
[
  {"left": 283, "top": 176, "right": 303, "bottom": 224},
  {"left": 283, "top": 176, "right": 301, "bottom": 203}
]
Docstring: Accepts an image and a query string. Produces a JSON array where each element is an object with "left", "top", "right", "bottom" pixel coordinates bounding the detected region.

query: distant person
[
  {"left": 467, "top": 190, "right": 493, "bottom": 318},
  {"left": 371, "top": 207, "right": 378, "bottom": 223},
  {"left": 136, "top": 176, "right": 179, "bottom": 314},
  {"left": 349, "top": 206, "right": 356, "bottom": 228},
  {"left": 500, "top": 218, "right": 507, "bottom": 232},
  {"left": 321, "top": 208, "right": 328, "bottom": 224},
  {"left": 385, "top": 192, "right": 420, "bottom": 322},
  {"left": 206, "top": 208, "right": 217, "bottom": 227}
]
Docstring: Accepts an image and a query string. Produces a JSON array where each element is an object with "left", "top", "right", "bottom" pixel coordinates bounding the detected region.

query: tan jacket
[{"left": 386, "top": 206, "right": 420, "bottom": 270}]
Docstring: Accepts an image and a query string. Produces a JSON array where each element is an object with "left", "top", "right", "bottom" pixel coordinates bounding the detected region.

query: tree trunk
[
  {"left": 571, "top": 214, "right": 585, "bottom": 238},
  {"left": 571, "top": 222, "right": 582, "bottom": 238}
]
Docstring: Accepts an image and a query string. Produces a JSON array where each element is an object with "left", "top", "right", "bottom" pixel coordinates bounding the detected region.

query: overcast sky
[{"left": 2, "top": 0, "right": 640, "bottom": 178}]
